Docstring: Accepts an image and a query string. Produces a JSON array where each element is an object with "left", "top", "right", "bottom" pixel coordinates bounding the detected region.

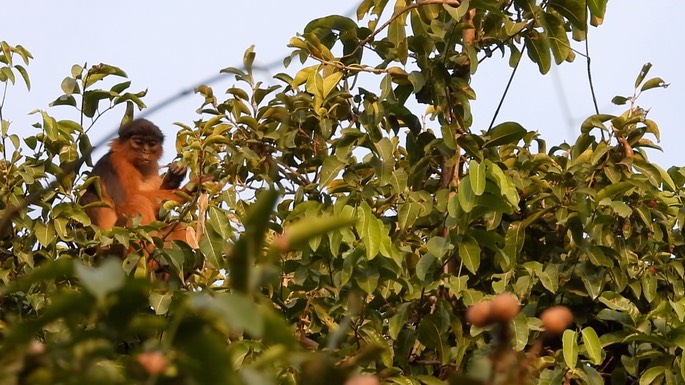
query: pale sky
[{"left": 3, "top": 1, "right": 683, "bottom": 168}]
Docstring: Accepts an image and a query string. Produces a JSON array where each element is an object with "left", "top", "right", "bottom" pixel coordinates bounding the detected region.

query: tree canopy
[{"left": 1, "top": 1, "right": 682, "bottom": 385}]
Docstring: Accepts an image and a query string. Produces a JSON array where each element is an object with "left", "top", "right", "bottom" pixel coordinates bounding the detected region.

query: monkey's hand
[
  {"left": 182, "top": 175, "right": 214, "bottom": 194},
  {"left": 161, "top": 163, "right": 188, "bottom": 189}
]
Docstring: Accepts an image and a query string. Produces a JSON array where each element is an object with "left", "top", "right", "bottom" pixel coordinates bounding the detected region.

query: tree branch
[{"left": 343, "top": 0, "right": 462, "bottom": 61}]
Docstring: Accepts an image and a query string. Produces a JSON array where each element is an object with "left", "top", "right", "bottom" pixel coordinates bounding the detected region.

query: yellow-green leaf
[
  {"left": 562, "top": 329, "right": 578, "bottom": 368},
  {"left": 581, "top": 327, "right": 602, "bottom": 365}
]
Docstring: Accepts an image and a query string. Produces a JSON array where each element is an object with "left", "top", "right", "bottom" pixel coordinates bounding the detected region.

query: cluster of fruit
[{"left": 466, "top": 293, "right": 573, "bottom": 335}]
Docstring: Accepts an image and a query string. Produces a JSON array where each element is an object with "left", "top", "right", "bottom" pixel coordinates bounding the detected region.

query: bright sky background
[{"left": 3, "top": 1, "right": 683, "bottom": 169}]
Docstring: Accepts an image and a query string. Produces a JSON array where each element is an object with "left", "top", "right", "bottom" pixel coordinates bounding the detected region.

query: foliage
[{"left": 1, "top": 0, "right": 683, "bottom": 384}]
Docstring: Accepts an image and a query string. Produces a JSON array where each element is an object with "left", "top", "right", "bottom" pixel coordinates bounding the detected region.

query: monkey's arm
[{"left": 160, "top": 162, "right": 188, "bottom": 190}]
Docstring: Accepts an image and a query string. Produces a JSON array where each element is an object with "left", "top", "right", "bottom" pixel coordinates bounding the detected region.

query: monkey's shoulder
[{"left": 88, "top": 152, "right": 127, "bottom": 205}]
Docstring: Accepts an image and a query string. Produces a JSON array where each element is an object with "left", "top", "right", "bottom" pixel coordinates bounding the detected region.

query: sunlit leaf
[
  {"left": 458, "top": 176, "right": 476, "bottom": 213},
  {"left": 458, "top": 236, "right": 481, "bottom": 274},
  {"left": 485, "top": 122, "right": 527, "bottom": 147},
  {"left": 562, "top": 330, "right": 578, "bottom": 368},
  {"left": 468, "top": 160, "right": 486, "bottom": 196},
  {"left": 581, "top": 327, "right": 603, "bottom": 365},
  {"left": 639, "top": 366, "right": 666, "bottom": 385}
]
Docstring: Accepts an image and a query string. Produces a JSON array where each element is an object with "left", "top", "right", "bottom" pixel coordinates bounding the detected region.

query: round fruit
[
  {"left": 345, "top": 375, "right": 380, "bottom": 385},
  {"left": 466, "top": 300, "right": 493, "bottom": 327},
  {"left": 137, "top": 351, "right": 168, "bottom": 375},
  {"left": 490, "top": 293, "right": 520, "bottom": 322},
  {"left": 540, "top": 306, "right": 574, "bottom": 335}
]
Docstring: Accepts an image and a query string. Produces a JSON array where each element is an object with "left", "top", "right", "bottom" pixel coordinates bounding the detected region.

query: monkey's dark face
[{"left": 128, "top": 134, "right": 162, "bottom": 168}]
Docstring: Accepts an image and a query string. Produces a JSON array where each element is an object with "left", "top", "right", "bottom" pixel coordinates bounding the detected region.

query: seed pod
[{"left": 540, "top": 306, "right": 574, "bottom": 335}]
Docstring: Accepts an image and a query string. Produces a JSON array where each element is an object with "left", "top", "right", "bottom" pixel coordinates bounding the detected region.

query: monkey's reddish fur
[{"left": 81, "top": 119, "right": 186, "bottom": 230}]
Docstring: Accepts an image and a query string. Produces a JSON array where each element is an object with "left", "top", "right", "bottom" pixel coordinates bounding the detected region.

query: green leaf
[
  {"left": 581, "top": 327, "right": 602, "bottom": 365},
  {"left": 543, "top": 12, "right": 571, "bottom": 65},
  {"left": 642, "top": 272, "right": 657, "bottom": 303},
  {"left": 75, "top": 259, "right": 125, "bottom": 301},
  {"left": 448, "top": 275, "right": 469, "bottom": 298},
  {"left": 511, "top": 313, "right": 529, "bottom": 351},
  {"left": 416, "top": 253, "right": 437, "bottom": 282},
  {"left": 417, "top": 315, "right": 449, "bottom": 365},
  {"left": 415, "top": 375, "right": 446, "bottom": 385},
  {"left": 537, "top": 264, "right": 559, "bottom": 293},
  {"left": 207, "top": 206, "right": 232, "bottom": 240},
  {"left": 200, "top": 228, "right": 226, "bottom": 269},
  {"left": 379, "top": 73, "right": 396, "bottom": 103},
  {"left": 14, "top": 64, "right": 30, "bottom": 90},
  {"left": 525, "top": 31, "right": 552, "bottom": 74},
  {"left": 230, "top": 189, "right": 279, "bottom": 292},
  {"left": 655, "top": 164, "right": 675, "bottom": 191},
  {"left": 486, "top": 160, "right": 519, "bottom": 207},
  {"left": 503, "top": 222, "right": 524, "bottom": 268},
  {"left": 388, "top": 1, "right": 408, "bottom": 64},
  {"left": 1, "top": 259, "right": 74, "bottom": 295},
  {"left": 587, "top": 0, "right": 607, "bottom": 19},
  {"left": 388, "top": 303, "right": 410, "bottom": 340},
  {"left": 457, "top": 134, "right": 484, "bottom": 161},
  {"left": 243, "top": 45, "right": 256, "bottom": 73},
  {"left": 357, "top": 207, "right": 382, "bottom": 260},
  {"left": 442, "top": 0, "right": 470, "bottom": 20},
  {"left": 562, "top": 329, "right": 578, "bottom": 368},
  {"left": 356, "top": 267, "right": 380, "bottom": 293},
  {"left": 426, "top": 236, "right": 450, "bottom": 259},
  {"left": 279, "top": 215, "right": 355, "bottom": 253},
  {"left": 640, "top": 77, "right": 669, "bottom": 92},
  {"left": 469, "top": 160, "right": 486, "bottom": 196},
  {"left": 633, "top": 159, "right": 662, "bottom": 187},
  {"left": 34, "top": 221, "right": 55, "bottom": 248},
  {"left": 408, "top": 71, "right": 425, "bottom": 92},
  {"left": 549, "top": 0, "right": 586, "bottom": 30},
  {"left": 398, "top": 202, "right": 420, "bottom": 230},
  {"left": 579, "top": 265, "right": 604, "bottom": 299},
  {"left": 60, "top": 77, "right": 78, "bottom": 95},
  {"left": 608, "top": 201, "right": 632, "bottom": 218},
  {"left": 458, "top": 236, "right": 481, "bottom": 274},
  {"left": 634, "top": 63, "right": 652, "bottom": 89},
  {"left": 611, "top": 96, "right": 629, "bottom": 105},
  {"left": 504, "top": 19, "right": 527, "bottom": 36},
  {"left": 390, "top": 169, "right": 408, "bottom": 193},
  {"left": 485, "top": 122, "right": 527, "bottom": 147},
  {"left": 580, "top": 365, "right": 604, "bottom": 385},
  {"left": 189, "top": 293, "right": 264, "bottom": 337},
  {"left": 597, "top": 182, "right": 632, "bottom": 201},
  {"left": 639, "top": 366, "right": 666, "bottom": 385},
  {"left": 320, "top": 156, "right": 346, "bottom": 188},
  {"left": 374, "top": 137, "right": 394, "bottom": 160},
  {"left": 149, "top": 292, "right": 173, "bottom": 315},
  {"left": 70, "top": 64, "right": 83, "bottom": 78},
  {"left": 458, "top": 176, "right": 476, "bottom": 213},
  {"left": 322, "top": 71, "right": 343, "bottom": 98}
]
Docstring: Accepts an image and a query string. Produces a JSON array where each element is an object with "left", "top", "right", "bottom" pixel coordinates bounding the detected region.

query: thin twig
[
  {"left": 309, "top": 56, "right": 391, "bottom": 75},
  {"left": 488, "top": 45, "right": 525, "bottom": 132},
  {"left": 584, "top": 0, "right": 603, "bottom": 142}
]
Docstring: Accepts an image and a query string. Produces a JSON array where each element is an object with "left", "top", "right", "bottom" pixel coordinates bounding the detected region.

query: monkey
[{"left": 80, "top": 118, "right": 192, "bottom": 234}]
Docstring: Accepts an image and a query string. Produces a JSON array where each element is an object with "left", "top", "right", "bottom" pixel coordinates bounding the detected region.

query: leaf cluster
[{"left": 0, "top": 2, "right": 681, "bottom": 384}]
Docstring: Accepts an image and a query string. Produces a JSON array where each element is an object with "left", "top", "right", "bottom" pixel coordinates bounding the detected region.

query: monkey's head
[{"left": 116, "top": 119, "right": 165, "bottom": 172}]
